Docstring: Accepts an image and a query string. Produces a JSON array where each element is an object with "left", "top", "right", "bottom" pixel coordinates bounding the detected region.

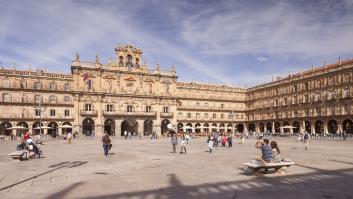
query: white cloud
[{"left": 256, "top": 57, "right": 269, "bottom": 62}]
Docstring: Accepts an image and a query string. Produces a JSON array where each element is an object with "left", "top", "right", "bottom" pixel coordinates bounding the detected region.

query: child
[
  {"left": 208, "top": 136, "right": 213, "bottom": 153},
  {"left": 180, "top": 135, "right": 187, "bottom": 154}
]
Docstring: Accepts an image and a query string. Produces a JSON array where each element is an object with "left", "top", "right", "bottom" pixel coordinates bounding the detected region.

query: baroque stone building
[{"left": 0, "top": 44, "right": 352, "bottom": 137}]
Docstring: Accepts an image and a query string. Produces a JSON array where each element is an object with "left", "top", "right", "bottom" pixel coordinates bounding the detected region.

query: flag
[{"left": 83, "top": 73, "right": 88, "bottom": 82}]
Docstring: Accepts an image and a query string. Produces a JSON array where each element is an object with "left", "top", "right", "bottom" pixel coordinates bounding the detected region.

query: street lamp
[{"left": 34, "top": 96, "right": 46, "bottom": 137}]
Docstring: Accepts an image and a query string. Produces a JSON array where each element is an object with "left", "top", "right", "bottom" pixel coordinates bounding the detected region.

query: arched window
[
  {"left": 126, "top": 55, "right": 133, "bottom": 67},
  {"left": 119, "top": 56, "right": 124, "bottom": 67},
  {"left": 135, "top": 58, "right": 140, "bottom": 68}
]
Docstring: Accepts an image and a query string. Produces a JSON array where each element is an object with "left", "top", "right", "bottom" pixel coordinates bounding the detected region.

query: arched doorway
[
  {"left": 292, "top": 121, "right": 300, "bottom": 134},
  {"left": 314, "top": 120, "right": 324, "bottom": 134},
  {"left": 248, "top": 123, "right": 255, "bottom": 132},
  {"left": 185, "top": 123, "right": 192, "bottom": 133},
  {"left": 161, "top": 119, "right": 170, "bottom": 136},
  {"left": 219, "top": 123, "right": 225, "bottom": 133},
  {"left": 104, "top": 119, "right": 115, "bottom": 136},
  {"left": 266, "top": 122, "right": 272, "bottom": 133},
  {"left": 177, "top": 123, "right": 183, "bottom": 133},
  {"left": 328, "top": 120, "right": 338, "bottom": 134},
  {"left": 204, "top": 123, "right": 209, "bottom": 133},
  {"left": 283, "top": 121, "right": 290, "bottom": 133},
  {"left": 227, "top": 124, "right": 232, "bottom": 133},
  {"left": 121, "top": 119, "right": 138, "bottom": 136},
  {"left": 144, "top": 119, "right": 153, "bottom": 135},
  {"left": 195, "top": 123, "right": 201, "bottom": 134},
  {"left": 275, "top": 122, "right": 280, "bottom": 133},
  {"left": 82, "top": 118, "right": 95, "bottom": 136},
  {"left": 305, "top": 121, "right": 311, "bottom": 133},
  {"left": 0, "top": 122, "right": 12, "bottom": 136},
  {"left": 343, "top": 119, "right": 353, "bottom": 134},
  {"left": 259, "top": 123, "right": 265, "bottom": 133},
  {"left": 32, "top": 122, "right": 44, "bottom": 135},
  {"left": 237, "top": 124, "right": 244, "bottom": 133},
  {"left": 62, "top": 122, "right": 72, "bottom": 135},
  {"left": 211, "top": 123, "right": 217, "bottom": 133},
  {"left": 47, "top": 122, "right": 58, "bottom": 138}
]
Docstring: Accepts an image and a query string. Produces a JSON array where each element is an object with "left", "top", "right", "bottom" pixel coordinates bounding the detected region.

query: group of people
[
  {"left": 255, "top": 138, "right": 281, "bottom": 163},
  {"left": 207, "top": 132, "right": 233, "bottom": 153},
  {"left": 170, "top": 131, "right": 190, "bottom": 154},
  {"left": 16, "top": 131, "right": 43, "bottom": 159}
]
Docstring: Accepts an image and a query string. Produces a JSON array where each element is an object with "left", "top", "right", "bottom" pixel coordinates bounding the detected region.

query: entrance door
[{"left": 82, "top": 118, "right": 95, "bottom": 136}]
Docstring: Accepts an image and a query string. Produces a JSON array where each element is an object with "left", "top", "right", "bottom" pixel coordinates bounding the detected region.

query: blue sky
[{"left": 1, "top": 0, "right": 353, "bottom": 87}]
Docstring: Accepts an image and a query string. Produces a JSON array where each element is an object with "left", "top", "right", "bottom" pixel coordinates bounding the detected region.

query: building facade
[{"left": 0, "top": 44, "right": 352, "bottom": 137}]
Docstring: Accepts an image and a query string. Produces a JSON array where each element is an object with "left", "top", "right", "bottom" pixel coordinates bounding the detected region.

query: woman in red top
[{"left": 23, "top": 132, "right": 30, "bottom": 141}]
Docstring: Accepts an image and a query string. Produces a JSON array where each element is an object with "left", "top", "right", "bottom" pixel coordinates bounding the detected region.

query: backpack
[{"left": 304, "top": 134, "right": 309, "bottom": 139}]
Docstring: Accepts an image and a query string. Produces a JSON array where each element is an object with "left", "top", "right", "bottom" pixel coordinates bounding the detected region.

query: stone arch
[
  {"left": 283, "top": 121, "right": 290, "bottom": 133},
  {"left": 248, "top": 123, "right": 256, "bottom": 132},
  {"left": 0, "top": 121, "right": 12, "bottom": 136},
  {"left": 204, "top": 123, "right": 209, "bottom": 133},
  {"left": 82, "top": 118, "right": 95, "bottom": 136},
  {"left": 227, "top": 123, "right": 232, "bottom": 133},
  {"left": 292, "top": 121, "right": 300, "bottom": 134},
  {"left": 121, "top": 119, "right": 138, "bottom": 136},
  {"left": 47, "top": 122, "right": 58, "bottom": 138},
  {"left": 185, "top": 123, "right": 192, "bottom": 133},
  {"left": 32, "top": 122, "right": 44, "bottom": 135},
  {"left": 237, "top": 124, "right": 244, "bottom": 133},
  {"left": 305, "top": 121, "right": 311, "bottom": 133},
  {"left": 328, "top": 120, "right": 338, "bottom": 134},
  {"left": 144, "top": 119, "right": 153, "bottom": 135},
  {"left": 343, "top": 119, "right": 353, "bottom": 134},
  {"left": 195, "top": 123, "right": 201, "bottom": 133},
  {"left": 211, "top": 123, "right": 217, "bottom": 132},
  {"left": 62, "top": 122, "right": 72, "bottom": 134},
  {"left": 266, "top": 122, "right": 272, "bottom": 133},
  {"left": 219, "top": 123, "right": 225, "bottom": 133},
  {"left": 17, "top": 121, "right": 29, "bottom": 129},
  {"left": 274, "top": 122, "right": 280, "bottom": 133},
  {"left": 314, "top": 120, "right": 324, "bottom": 134},
  {"left": 161, "top": 119, "right": 170, "bottom": 135},
  {"left": 104, "top": 119, "right": 115, "bottom": 136}
]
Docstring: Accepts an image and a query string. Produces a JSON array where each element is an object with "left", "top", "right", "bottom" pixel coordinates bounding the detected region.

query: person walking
[
  {"left": 208, "top": 136, "right": 213, "bottom": 153},
  {"left": 227, "top": 134, "right": 233, "bottom": 148},
  {"left": 180, "top": 134, "right": 187, "bottom": 154},
  {"left": 303, "top": 131, "right": 310, "bottom": 150},
  {"left": 101, "top": 132, "right": 111, "bottom": 158},
  {"left": 170, "top": 132, "right": 178, "bottom": 154},
  {"left": 67, "top": 132, "right": 73, "bottom": 144},
  {"left": 124, "top": 130, "right": 128, "bottom": 139},
  {"left": 185, "top": 133, "right": 190, "bottom": 144}
]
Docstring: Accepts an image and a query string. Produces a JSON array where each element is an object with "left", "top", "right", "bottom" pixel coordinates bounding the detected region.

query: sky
[{"left": 1, "top": 0, "right": 353, "bottom": 87}]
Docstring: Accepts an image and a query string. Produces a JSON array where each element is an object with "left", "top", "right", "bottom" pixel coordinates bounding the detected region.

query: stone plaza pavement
[{"left": 0, "top": 137, "right": 353, "bottom": 199}]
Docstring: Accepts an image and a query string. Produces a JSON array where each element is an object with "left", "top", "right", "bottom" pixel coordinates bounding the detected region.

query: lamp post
[
  {"left": 229, "top": 111, "right": 234, "bottom": 134},
  {"left": 34, "top": 96, "right": 46, "bottom": 137}
]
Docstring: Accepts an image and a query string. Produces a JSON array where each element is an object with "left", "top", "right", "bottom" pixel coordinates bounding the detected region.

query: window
[
  {"left": 344, "top": 87, "right": 350, "bottom": 98},
  {"left": 163, "top": 107, "right": 169, "bottom": 113},
  {"left": 178, "top": 112, "right": 183, "bottom": 118},
  {"left": 221, "top": 104, "right": 224, "bottom": 108},
  {"left": 145, "top": 106, "right": 151, "bottom": 113},
  {"left": 119, "top": 56, "right": 124, "bottom": 67},
  {"left": 50, "top": 109, "right": 56, "bottom": 116},
  {"left": 35, "top": 94, "right": 41, "bottom": 103},
  {"left": 64, "top": 109, "right": 70, "bottom": 117},
  {"left": 3, "top": 79, "right": 9, "bottom": 88},
  {"left": 196, "top": 113, "right": 200, "bottom": 119},
  {"left": 213, "top": 114, "right": 217, "bottom": 119},
  {"left": 205, "top": 103, "right": 208, "bottom": 106},
  {"left": 304, "top": 82, "right": 309, "bottom": 90},
  {"left": 204, "top": 113, "right": 208, "bottom": 118},
  {"left": 64, "top": 84, "right": 70, "bottom": 91},
  {"left": 88, "top": 80, "right": 93, "bottom": 90},
  {"left": 50, "top": 95, "right": 56, "bottom": 103},
  {"left": 3, "top": 93, "right": 11, "bottom": 102},
  {"left": 64, "top": 96, "right": 70, "bottom": 102},
  {"left": 221, "top": 114, "right": 224, "bottom": 119},
  {"left": 106, "top": 104, "right": 113, "bottom": 112},
  {"left": 127, "top": 105, "right": 133, "bottom": 112},
  {"left": 187, "top": 113, "right": 191, "bottom": 118},
  {"left": 196, "top": 102, "right": 200, "bottom": 106},
  {"left": 35, "top": 109, "right": 41, "bottom": 117},
  {"left": 20, "top": 81, "right": 27, "bottom": 89},
  {"left": 49, "top": 83, "right": 56, "bottom": 90},
  {"left": 126, "top": 55, "right": 133, "bottom": 67},
  {"left": 35, "top": 82, "right": 41, "bottom": 90},
  {"left": 85, "top": 104, "right": 92, "bottom": 111}
]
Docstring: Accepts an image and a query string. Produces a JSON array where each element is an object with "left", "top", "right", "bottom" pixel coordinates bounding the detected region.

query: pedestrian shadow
[
  {"left": 329, "top": 160, "right": 353, "bottom": 165},
  {"left": 48, "top": 161, "right": 70, "bottom": 168},
  {"left": 108, "top": 152, "right": 115, "bottom": 155}
]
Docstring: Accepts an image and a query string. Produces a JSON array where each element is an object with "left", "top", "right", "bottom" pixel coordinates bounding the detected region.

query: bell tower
[{"left": 115, "top": 44, "right": 143, "bottom": 68}]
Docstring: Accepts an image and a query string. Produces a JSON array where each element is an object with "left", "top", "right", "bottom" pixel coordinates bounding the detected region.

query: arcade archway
[
  {"left": 292, "top": 121, "right": 300, "bottom": 134},
  {"left": 121, "top": 119, "right": 138, "bottom": 136},
  {"left": 161, "top": 119, "right": 170, "bottom": 136},
  {"left": 266, "top": 122, "right": 272, "bottom": 133},
  {"left": 328, "top": 120, "right": 338, "bottom": 134},
  {"left": 144, "top": 119, "right": 153, "bottom": 135},
  {"left": 248, "top": 123, "right": 255, "bottom": 132},
  {"left": 314, "top": 120, "right": 324, "bottom": 134},
  {"left": 259, "top": 123, "right": 265, "bottom": 133},
  {"left": 47, "top": 122, "right": 58, "bottom": 138},
  {"left": 305, "top": 121, "right": 311, "bottom": 133},
  {"left": 237, "top": 124, "right": 244, "bottom": 133},
  {"left": 104, "top": 119, "right": 115, "bottom": 136},
  {"left": 82, "top": 118, "right": 95, "bottom": 136},
  {"left": 343, "top": 119, "right": 353, "bottom": 134},
  {"left": 0, "top": 122, "right": 12, "bottom": 136}
]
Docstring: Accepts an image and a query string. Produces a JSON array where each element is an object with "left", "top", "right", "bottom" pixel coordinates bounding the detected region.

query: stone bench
[
  {"left": 8, "top": 150, "right": 28, "bottom": 161},
  {"left": 244, "top": 160, "right": 295, "bottom": 175}
]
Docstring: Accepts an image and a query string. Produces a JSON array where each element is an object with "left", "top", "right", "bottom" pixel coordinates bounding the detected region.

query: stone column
[
  {"left": 137, "top": 119, "right": 144, "bottom": 136},
  {"left": 324, "top": 122, "right": 328, "bottom": 134},
  {"left": 244, "top": 124, "right": 248, "bottom": 133},
  {"left": 272, "top": 122, "right": 275, "bottom": 134},
  {"left": 311, "top": 122, "right": 316, "bottom": 134},
  {"left": 300, "top": 121, "right": 305, "bottom": 134},
  {"left": 115, "top": 119, "right": 122, "bottom": 137},
  {"left": 255, "top": 123, "right": 260, "bottom": 133},
  {"left": 58, "top": 122, "right": 63, "bottom": 136}
]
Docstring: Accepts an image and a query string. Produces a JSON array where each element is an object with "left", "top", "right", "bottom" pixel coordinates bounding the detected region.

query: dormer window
[
  {"left": 126, "top": 54, "right": 133, "bottom": 67},
  {"left": 119, "top": 56, "right": 124, "bottom": 67}
]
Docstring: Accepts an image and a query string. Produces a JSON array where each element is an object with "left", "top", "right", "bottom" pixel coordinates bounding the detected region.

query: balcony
[
  {"left": 103, "top": 111, "right": 157, "bottom": 117},
  {"left": 80, "top": 110, "right": 98, "bottom": 116},
  {"left": 160, "top": 112, "right": 173, "bottom": 118}
]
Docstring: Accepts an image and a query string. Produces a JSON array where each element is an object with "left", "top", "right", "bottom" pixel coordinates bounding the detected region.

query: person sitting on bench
[
  {"left": 270, "top": 141, "right": 281, "bottom": 162},
  {"left": 255, "top": 138, "right": 272, "bottom": 163}
]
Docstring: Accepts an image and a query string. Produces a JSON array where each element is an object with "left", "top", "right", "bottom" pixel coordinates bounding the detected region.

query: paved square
[{"left": 0, "top": 137, "right": 353, "bottom": 199}]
